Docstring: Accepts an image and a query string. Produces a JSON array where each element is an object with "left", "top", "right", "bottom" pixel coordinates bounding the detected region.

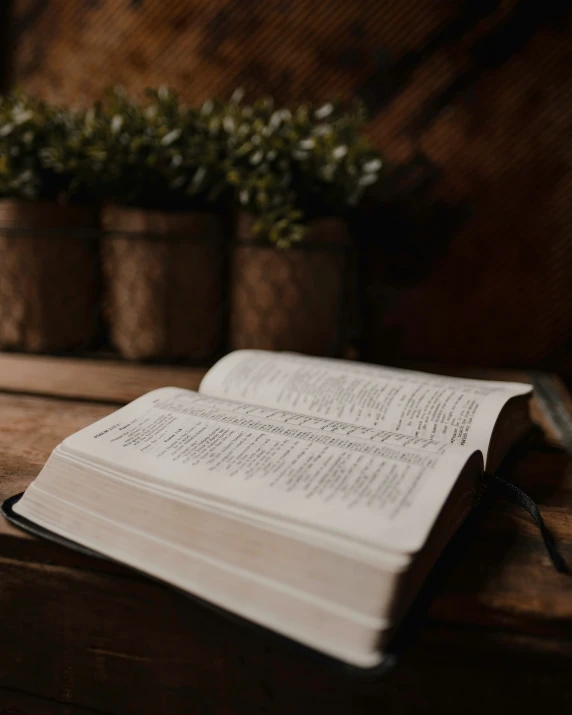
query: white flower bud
[
  {"left": 332, "top": 145, "right": 348, "bottom": 160},
  {"left": 193, "top": 167, "right": 207, "bottom": 186},
  {"left": 358, "top": 173, "right": 378, "bottom": 187},
  {"left": 363, "top": 158, "right": 382, "bottom": 173},
  {"left": 13, "top": 109, "right": 33, "bottom": 125},
  {"left": 161, "top": 128, "right": 182, "bottom": 146},
  {"left": 250, "top": 150, "right": 264, "bottom": 165},
  {"left": 201, "top": 99, "right": 214, "bottom": 116},
  {"left": 111, "top": 115, "right": 123, "bottom": 134},
  {"left": 231, "top": 88, "right": 245, "bottom": 104},
  {"left": 314, "top": 103, "right": 334, "bottom": 119},
  {"left": 269, "top": 112, "right": 283, "bottom": 130},
  {"left": 321, "top": 164, "right": 335, "bottom": 181}
]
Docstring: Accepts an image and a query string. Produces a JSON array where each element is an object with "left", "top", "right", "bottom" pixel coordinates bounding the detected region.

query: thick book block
[{"left": 8, "top": 350, "right": 535, "bottom": 667}]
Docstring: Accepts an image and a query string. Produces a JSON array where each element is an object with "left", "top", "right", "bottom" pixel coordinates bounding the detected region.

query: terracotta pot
[
  {"left": 230, "top": 212, "right": 352, "bottom": 356},
  {"left": 102, "top": 205, "right": 225, "bottom": 360},
  {"left": 0, "top": 199, "right": 98, "bottom": 352}
]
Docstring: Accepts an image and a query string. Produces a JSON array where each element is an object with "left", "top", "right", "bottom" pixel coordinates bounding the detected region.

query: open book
[{"left": 12, "top": 350, "right": 533, "bottom": 667}]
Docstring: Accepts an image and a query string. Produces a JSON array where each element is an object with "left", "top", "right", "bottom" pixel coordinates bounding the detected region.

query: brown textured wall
[
  {"left": 9, "top": 0, "right": 456, "bottom": 108},
  {"left": 6, "top": 0, "right": 572, "bottom": 373}
]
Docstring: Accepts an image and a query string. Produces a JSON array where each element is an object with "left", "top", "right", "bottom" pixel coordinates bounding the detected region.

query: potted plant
[
  {"left": 224, "top": 95, "right": 382, "bottom": 355},
  {"left": 0, "top": 92, "right": 99, "bottom": 352},
  {"left": 86, "top": 87, "right": 228, "bottom": 360}
]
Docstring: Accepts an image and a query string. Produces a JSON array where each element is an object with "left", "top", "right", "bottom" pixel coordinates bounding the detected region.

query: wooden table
[{"left": 0, "top": 354, "right": 571, "bottom": 714}]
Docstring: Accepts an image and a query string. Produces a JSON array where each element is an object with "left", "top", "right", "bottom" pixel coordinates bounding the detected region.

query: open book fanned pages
[{"left": 14, "top": 350, "right": 533, "bottom": 667}]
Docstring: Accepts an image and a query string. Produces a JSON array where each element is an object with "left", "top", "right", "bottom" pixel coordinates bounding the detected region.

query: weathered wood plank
[
  {"left": 0, "top": 556, "right": 271, "bottom": 715},
  {"left": 0, "top": 688, "right": 98, "bottom": 714},
  {"left": 429, "top": 514, "right": 572, "bottom": 634},
  {"left": 0, "top": 353, "right": 205, "bottom": 404},
  {"left": 1, "top": 555, "right": 571, "bottom": 715},
  {"left": 0, "top": 392, "right": 114, "bottom": 498}
]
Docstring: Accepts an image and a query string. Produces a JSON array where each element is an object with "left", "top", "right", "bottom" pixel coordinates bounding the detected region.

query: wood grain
[
  {"left": 0, "top": 353, "right": 205, "bottom": 403},
  {"left": 1, "top": 556, "right": 572, "bottom": 715},
  {"left": 0, "top": 688, "right": 95, "bottom": 715}
]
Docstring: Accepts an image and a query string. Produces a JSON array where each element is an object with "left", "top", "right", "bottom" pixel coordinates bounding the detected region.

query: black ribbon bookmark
[{"left": 484, "top": 472, "right": 569, "bottom": 574}]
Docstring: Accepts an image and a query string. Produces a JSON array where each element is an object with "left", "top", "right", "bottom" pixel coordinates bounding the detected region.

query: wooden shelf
[{"left": 0, "top": 352, "right": 207, "bottom": 404}]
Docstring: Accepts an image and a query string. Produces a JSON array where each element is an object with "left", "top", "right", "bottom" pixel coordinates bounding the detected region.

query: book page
[
  {"left": 200, "top": 350, "right": 532, "bottom": 461},
  {"left": 55, "top": 388, "right": 479, "bottom": 554}
]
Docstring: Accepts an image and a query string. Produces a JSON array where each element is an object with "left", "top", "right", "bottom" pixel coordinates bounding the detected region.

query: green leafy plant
[
  {"left": 223, "top": 93, "right": 383, "bottom": 247},
  {"left": 0, "top": 88, "right": 382, "bottom": 239},
  {"left": 0, "top": 92, "right": 93, "bottom": 203},
  {"left": 74, "top": 87, "right": 229, "bottom": 211}
]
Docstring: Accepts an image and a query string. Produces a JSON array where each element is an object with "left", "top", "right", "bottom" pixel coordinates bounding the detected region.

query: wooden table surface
[{"left": 0, "top": 354, "right": 571, "bottom": 714}]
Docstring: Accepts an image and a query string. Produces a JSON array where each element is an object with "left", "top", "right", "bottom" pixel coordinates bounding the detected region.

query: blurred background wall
[{"left": 3, "top": 0, "right": 572, "bottom": 374}]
